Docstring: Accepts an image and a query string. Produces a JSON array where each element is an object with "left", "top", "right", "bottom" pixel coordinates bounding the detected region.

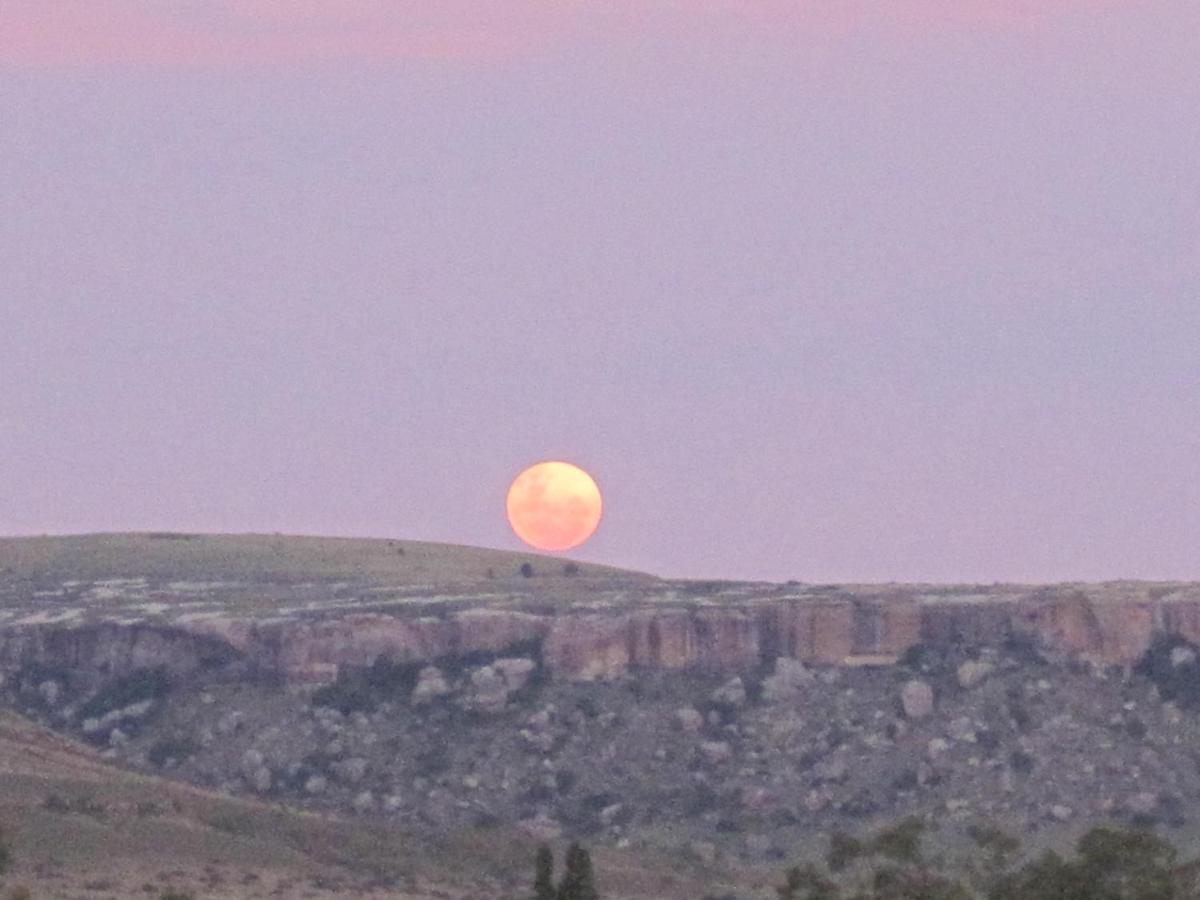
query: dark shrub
[
  {"left": 1010, "top": 749, "right": 1036, "bottom": 775},
  {"left": 872, "top": 817, "right": 925, "bottom": 863},
  {"left": 78, "top": 667, "right": 170, "bottom": 721},
  {"left": 827, "top": 830, "right": 863, "bottom": 872},
  {"left": 1136, "top": 634, "right": 1200, "bottom": 708},
  {"left": 311, "top": 656, "right": 422, "bottom": 714},
  {"left": 148, "top": 736, "right": 199, "bottom": 768}
]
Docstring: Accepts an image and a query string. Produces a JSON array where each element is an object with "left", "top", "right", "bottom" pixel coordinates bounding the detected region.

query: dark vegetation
[
  {"left": 77, "top": 666, "right": 171, "bottom": 721},
  {"left": 310, "top": 642, "right": 545, "bottom": 714},
  {"left": 530, "top": 843, "right": 599, "bottom": 900},
  {"left": 147, "top": 735, "right": 200, "bottom": 768},
  {"left": 778, "top": 819, "right": 1197, "bottom": 900},
  {"left": 1137, "top": 636, "right": 1200, "bottom": 709}
]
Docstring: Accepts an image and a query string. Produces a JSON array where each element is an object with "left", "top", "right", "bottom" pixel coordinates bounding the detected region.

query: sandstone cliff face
[{"left": 3, "top": 584, "right": 1200, "bottom": 684}]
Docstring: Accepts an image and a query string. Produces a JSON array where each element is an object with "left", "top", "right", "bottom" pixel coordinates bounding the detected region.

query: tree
[
  {"left": 779, "top": 863, "right": 840, "bottom": 900},
  {"left": 558, "top": 843, "right": 599, "bottom": 900},
  {"left": 520, "top": 562, "right": 535, "bottom": 578},
  {"left": 534, "top": 844, "right": 556, "bottom": 900},
  {"left": 0, "top": 826, "right": 10, "bottom": 877}
]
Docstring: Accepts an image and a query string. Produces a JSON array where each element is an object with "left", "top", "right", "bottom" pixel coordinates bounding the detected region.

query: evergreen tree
[
  {"left": 557, "top": 843, "right": 599, "bottom": 900},
  {"left": 533, "top": 844, "right": 556, "bottom": 900}
]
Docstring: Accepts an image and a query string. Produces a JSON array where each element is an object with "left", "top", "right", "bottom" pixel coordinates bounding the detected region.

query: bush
[
  {"left": 0, "top": 827, "right": 10, "bottom": 876},
  {"left": 77, "top": 666, "right": 171, "bottom": 721},
  {"left": 827, "top": 831, "right": 863, "bottom": 872},
  {"left": 871, "top": 817, "right": 925, "bottom": 863},
  {"left": 520, "top": 562, "right": 535, "bottom": 578},
  {"left": 1009, "top": 749, "right": 1036, "bottom": 776},
  {"left": 311, "top": 656, "right": 422, "bottom": 714},
  {"left": 1136, "top": 634, "right": 1200, "bottom": 708},
  {"left": 148, "top": 736, "right": 199, "bottom": 768}
]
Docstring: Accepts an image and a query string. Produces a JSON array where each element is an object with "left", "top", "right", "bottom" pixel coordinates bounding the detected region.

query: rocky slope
[{"left": 5, "top": 533, "right": 1200, "bottom": 886}]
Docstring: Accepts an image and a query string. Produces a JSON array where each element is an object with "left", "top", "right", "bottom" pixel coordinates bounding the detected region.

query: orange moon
[{"left": 506, "top": 461, "right": 603, "bottom": 552}]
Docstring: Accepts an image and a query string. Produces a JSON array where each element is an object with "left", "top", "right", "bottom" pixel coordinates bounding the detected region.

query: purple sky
[{"left": 2, "top": 1, "right": 1198, "bottom": 583}]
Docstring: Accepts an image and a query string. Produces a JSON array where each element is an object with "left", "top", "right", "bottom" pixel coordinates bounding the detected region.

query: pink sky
[
  {"left": 1, "top": 1, "right": 1136, "bottom": 67},
  {"left": 1, "top": 0, "right": 1197, "bottom": 583}
]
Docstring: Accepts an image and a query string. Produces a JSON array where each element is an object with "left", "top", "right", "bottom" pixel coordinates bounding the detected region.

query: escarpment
[{"left": 3, "top": 576, "right": 1199, "bottom": 685}]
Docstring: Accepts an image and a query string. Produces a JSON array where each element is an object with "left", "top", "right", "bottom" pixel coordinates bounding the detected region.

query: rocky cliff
[{"left": 3, "top": 569, "right": 1199, "bottom": 685}]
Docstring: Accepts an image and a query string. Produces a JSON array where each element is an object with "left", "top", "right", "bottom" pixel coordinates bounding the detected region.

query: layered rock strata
[{"left": 2, "top": 583, "right": 1199, "bottom": 684}]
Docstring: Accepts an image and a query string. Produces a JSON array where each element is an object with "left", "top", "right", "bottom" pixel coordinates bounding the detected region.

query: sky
[{"left": 1, "top": 1, "right": 1198, "bottom": 583}]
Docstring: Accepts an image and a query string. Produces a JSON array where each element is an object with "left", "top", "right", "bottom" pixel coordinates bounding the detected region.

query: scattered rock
[{"left": 675, "top": 707, "right": 704, "bottom": 732}]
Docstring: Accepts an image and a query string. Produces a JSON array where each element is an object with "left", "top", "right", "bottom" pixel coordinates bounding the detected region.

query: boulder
[
  {"left": 38, "top": 680, "right": 61, "bottom": 706},
  {"left": 675, "top": 707, "right": 705, "bottom": 732},
  {"left": 410, "top": 666, "right": 452, "bottom": 704},
  {"left": 956, "top": 660, "right": 994, "bottom": 690},
  {"left": 216, "top": 710, "right": 245, "bottom": 736},
  {"left": 1049, "top": 804, "right": 1074, "bottom": 822},
  {"left": 351, "top": 790, "right": 375, "bottom": 812},
  {"left": 901, "top": 680, "right": 935, "bottom": 719},
  {"left": 947, "top": 717, "right": 977, "bottom": 743},
  {"left": 813, "top": 757, "right": 848, "bottom": 783},
  {"left": 330, "top": 757, "right": 368, "bottom": 785},
  {"left": 1171, "top": 646, "right": 1197, "bottom": 668},
  {"left": 711, "top": 677, "right": 747, "bottom": 708},
  {"left": 250, "top": 767, "right": 272, "bottom": 793},
  {"left": 493, "top": 657, "right": 537, "bottom": 692},
  {"left": 700, "top": 741, "right": 733, "bottom": 765},
  {"left": 762, "top": 658, "right": 813, "bottom": 702},
  {"left": 239, "top": 749, "right": 265, "bottom": 779}
]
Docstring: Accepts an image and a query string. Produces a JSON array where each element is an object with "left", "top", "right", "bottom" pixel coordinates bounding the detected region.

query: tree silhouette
[
  {"left": 533, "top": 844, "right": 556, "bottom": 900},
  {"left": 557, "top": 843, "right": 598, "bottom": 900}
]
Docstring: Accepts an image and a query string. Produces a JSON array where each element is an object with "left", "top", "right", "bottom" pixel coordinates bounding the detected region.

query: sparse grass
[
  {"left": 0, "top": 710, "right": 750, "bottom": 899},
  {"left": 0, "top": 533, "right": 648, "bottom": 589}
]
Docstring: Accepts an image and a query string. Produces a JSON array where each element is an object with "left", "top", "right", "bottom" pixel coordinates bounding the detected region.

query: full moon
[{"left": 506, "top": 461, "right": 603, "bottom": 552}]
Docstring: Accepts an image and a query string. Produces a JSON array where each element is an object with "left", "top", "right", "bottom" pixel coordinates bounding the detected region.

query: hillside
[
  {"left": 5, "top": 534, "right": 1200, "bottom": 898},
  {"left": 0, "top": 710, "right": 752, "bottom": 899}
]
